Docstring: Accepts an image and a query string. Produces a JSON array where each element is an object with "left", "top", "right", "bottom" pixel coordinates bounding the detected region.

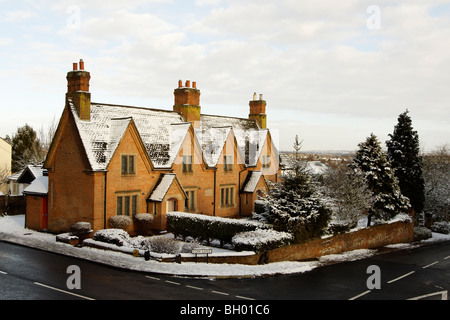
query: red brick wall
[{"left": 267, "top": 220, "right": 414, "bottom": 263}]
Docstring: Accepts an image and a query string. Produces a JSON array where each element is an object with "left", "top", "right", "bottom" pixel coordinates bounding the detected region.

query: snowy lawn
[{"left": 1, "top": 215, "right": 449, "bottom": 278}]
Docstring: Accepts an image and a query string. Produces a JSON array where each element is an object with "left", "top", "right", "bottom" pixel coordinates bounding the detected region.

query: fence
[{"left": 0, "top": 195, "right": 25, "bottom": 215}]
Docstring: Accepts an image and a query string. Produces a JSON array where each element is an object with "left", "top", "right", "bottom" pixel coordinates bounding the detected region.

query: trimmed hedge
[
  {"left": 232, "top": 229, "right": 293, "bottom": 253},
  {"left": 167, "top": 212, "right": 267, "bottom": 246}
]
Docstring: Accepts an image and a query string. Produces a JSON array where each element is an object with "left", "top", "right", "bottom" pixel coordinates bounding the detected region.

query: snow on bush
[
  {"left": 414, "top": 226, "right": 432, "bottom": 241},
  {"left": 70, "top": 221, "right": 92, "bottom": 236},
  {"left": 134, "top": 213, "right": 154, "bottom": 223},
  {"left": 108, "top": 215, "right": 131, "bottom": 230},
  {"left": 430, "top": 221, "right": 450, "bottom": 234},
  {"left": 93, "top": 229, "right": 132, "bottom": 247},
  {"left": 133, "top": 213, "right": 154, "bottom": 236},
  {"left": 232, "top": 229, "right": 293, "bottom": 253},
  {"left": 167, "top": 211, "right": 267, "bottom": 246}
]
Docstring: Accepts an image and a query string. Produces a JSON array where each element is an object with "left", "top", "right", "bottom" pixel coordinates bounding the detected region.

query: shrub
[
  {"left": 108, "top": 215, "right": 132, "bottom": 230},
  {"left": 93, "top": 229, "right": 131, "bottom": 247},
  {"left": 414, "top": 226, "right": 432, "bottom": 241},
  {"left": 167, "top": 211, "right": 266, "bottom": 246},
  {"left": 430, "top": 221, "right": 450, "bottom": 234},
  {"left": 69, "top": 221, "right": 93, "bottom": 244},
  {"left": 133, "top": 213, "right": 154, "bottom": 236},
  {"left": 232, "top": 229, "right": 293, "bottom": 253}
]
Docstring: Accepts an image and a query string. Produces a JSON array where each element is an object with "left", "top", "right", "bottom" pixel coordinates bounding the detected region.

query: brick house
[{"left": 39, "top": 59, "right": 280, "bottom": 233}]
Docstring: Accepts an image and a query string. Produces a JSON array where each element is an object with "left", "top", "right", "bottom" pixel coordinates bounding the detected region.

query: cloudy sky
[{"left": 1, "top": 0, "right": 449, "bottom": 152}]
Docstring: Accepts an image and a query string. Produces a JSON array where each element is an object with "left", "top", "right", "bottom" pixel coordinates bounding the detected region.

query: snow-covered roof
[
  {"left": 242, "top": 171, "right": 264, "bottom": 193},
  {"left": 23, "top": 175, "right": 48, "bottom": 195},
  {"left": 70, "top": 100, "right": 185, "bottom": 171},
  {"left": 148, "top": 174, "right": 185, "bottom": 202},
  {"left": 69, "top": 99, "right": 275, "bottom": 171},
  {"left": 305, "top": 161, "right": 329, "bottom": 175}
]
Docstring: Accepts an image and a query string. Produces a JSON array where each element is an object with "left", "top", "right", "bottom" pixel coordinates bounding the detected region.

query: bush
[
  {"left": 133, "top": 236, "right": 198, "bottom": 254},
  {"left": 93, "top": 229, "right": 131, "bottom": 247},
  {"left": 108, "top": 215, "right": 132, "bottom": 230},
  {"left": 69, "top": 221, "right": 93, "bottom": 244},
  {"left": 133, "top": 213, "right": 154, "bottom": 236},
  {"left": 232, "top": 229, "right": 293, "bottom": 253},
  {"left": 430, "top": 221, "right": 450, "bottom": 234},
  {"left": 167, "top": 211, "right": 266, "bottom": 246},
  {"left": 414, "top": 226, "right": 432, "bottom": 241}
]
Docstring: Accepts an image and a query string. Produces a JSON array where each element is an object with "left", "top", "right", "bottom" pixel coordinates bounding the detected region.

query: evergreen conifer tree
[
  {"left": 350, "top": 133, "right": 410, "bottom": 222},
  {"left": 386, "top": 110, "right": 425, "bottom": 214},
  {"left": 256, "top": 139, "right": 331, "bottom": 243}
]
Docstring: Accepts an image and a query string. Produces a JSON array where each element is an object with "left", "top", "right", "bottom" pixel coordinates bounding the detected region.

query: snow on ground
[{"left": 1, "top": 215, "right": 449, "bottom": 278}]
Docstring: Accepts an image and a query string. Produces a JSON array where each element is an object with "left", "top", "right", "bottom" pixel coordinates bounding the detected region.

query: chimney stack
[
  {"left": 66, "top": 59, "right": 91, "bottom": 121},
  {"left": 249, "top": 93, "right": 267, "bottom": 129},
  {"left": 173, "top": 80, "right": 201, "bottom": 128}
]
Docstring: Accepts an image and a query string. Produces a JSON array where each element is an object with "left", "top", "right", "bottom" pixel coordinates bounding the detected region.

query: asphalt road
[{"left": 1, "top": 240, "right": 448, "bottom": 305}]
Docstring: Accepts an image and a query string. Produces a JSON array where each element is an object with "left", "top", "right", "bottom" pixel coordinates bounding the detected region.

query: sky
[{"left": 0, "top": 0, "right": 449, "bottom": 152}]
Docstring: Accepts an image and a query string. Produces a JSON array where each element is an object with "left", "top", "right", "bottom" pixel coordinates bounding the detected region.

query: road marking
[
  {"left": 422, "top": 261, "right": 439, "bottom": 269},
  {"left": 145, "top": 275, "right": 160, "bottom": 281},
  {"left": 0, "top": 270, "right": 7, "bottom": 275},
  {"left": 186, "top": 285, "right": 203, "bottom": 291},
  {"left": 165, "top": 280, "right": 181, "bottom": 286},
  {"left": 348, "top": 290, "right": 371, "bottom": 300},
  {"left": 408, "top": 290, "right": 448, "bottom": 300},
  {"left": 212, "top": 290, "right": 229, "bottom": 296},
  {"left": 387, "top": 271, "right": 415, "bottom": 284},
  {"left": 444, "top": 255, "right": 450, "bottom": 260},
  {"left": 34, "top": 282, "right": 95, "bottom": 300},
  {"left": 236, "top": 295, "right": 256, "bottom": 300}
]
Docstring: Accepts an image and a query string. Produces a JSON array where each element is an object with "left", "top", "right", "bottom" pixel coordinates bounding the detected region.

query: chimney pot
[
  {"left": 185, "top": 80, "right": 190, "bottom": 88},
  {"left": 253, "top": 92, "right": 257, "bottom": 101},
  {"left": 260, "top": 93, "right": 263, "bottom": 100},
  {"left": 193, "top": 81, "right": 196, "bottom": 89},
  {"left": 79, "top": 59, "right": 84, "bottom": 70},
  {"left": 73, "top": 63, "right": 78, "bottom": 71},
  {"left": 178, "top": 80, "right": 182, "bottom": 88}
]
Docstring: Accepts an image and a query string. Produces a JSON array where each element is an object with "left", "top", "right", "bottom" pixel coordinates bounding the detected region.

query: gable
[{"left": 148, "top": 173, "right": 186, "bottom": 202}]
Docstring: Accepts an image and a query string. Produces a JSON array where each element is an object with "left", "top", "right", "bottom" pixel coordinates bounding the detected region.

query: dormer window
[{"left": 262, "top": 155, "right": 270, "bottom": 168}]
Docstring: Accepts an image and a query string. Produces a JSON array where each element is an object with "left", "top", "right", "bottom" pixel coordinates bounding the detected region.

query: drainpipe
[
  {"left": 238, "top": 167, "right": 247, "bottom": 218},
  {"left": 213, "top": 169, "right": 216, "bottom": 216},
  {"left": 103, "top": 171, "right": 107, "bottom": 229}
]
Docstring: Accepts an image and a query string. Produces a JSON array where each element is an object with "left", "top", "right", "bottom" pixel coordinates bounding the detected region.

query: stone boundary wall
[
  {"left": 267, "top": 220, "right": 414, "bottom": 263},
  {"left": 174, "top": 220, "right": 414, "bottom": 265}
]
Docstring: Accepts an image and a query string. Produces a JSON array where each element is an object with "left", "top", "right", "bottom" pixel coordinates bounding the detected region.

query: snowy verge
[{"left": 1, "top": 215, "right": 449, "bottom": 278}]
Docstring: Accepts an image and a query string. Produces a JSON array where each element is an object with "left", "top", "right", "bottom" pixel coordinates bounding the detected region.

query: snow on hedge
[{"left": 232, "top": 229, "right": 293, "bottom": 252}]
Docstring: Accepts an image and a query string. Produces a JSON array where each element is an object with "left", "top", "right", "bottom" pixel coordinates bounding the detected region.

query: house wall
[
  {"left": 25, "top": 195, "right": 45, "bottom": 230},
  {"left": 47, "top": 109, "right": 98, "bottom": 233},
  {"left": 173, "top": 129, "right": 213, "bottom": 216},
  {"left": 105, "top": 125, "right": 160, "bottom": 232},
  {"left": 214, "top": 132, "right": 246, "bottom": 218}
]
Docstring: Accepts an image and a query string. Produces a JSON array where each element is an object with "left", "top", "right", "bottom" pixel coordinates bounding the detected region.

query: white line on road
[
  {"left": 34, "top": 282, "right": 95, "bottom": 300},
  {"left": 145, "top": 275, "right": 161, "bottom": 281},
  {"left": 348, "top": 290, "right": 371, "bottom": 300},
  {"left": 422, "top": 261, "right": 439, "bottom": 269},
  {"left": 212, "top": 290, "right": 229, "bottom": 296},
  {"left": 408, "top": 290, "right": 448, "bottom": 300},
  {"left": 387, "top": 271, "right": 415, "bottom": 284},
  {"left": 165, "top": 280, "right": 181, "bottom": 286},
  {"left": 236, "top": 295, "right": 256, "bottom": 300},
  {"left": 0, "top": 270, "right": 7, "bottom": 275},
  {"left": 185, "top": 285, "right": 203, "bottom": 291}
]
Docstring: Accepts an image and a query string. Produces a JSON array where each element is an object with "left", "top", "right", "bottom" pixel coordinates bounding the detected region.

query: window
[
  {"left": 220, "top": 186, "right": 235, "bottom": 207},
  {"left": 185, "top": 190, "right": 195, "bottom": 211},
  {"left": 116, "top": 194, "right": 138, "bottom": 216},
  {"left": 121, "top": 155, "right": 136, "bottom": 175},
  {"left": 182, "top": 155, "right": 192, "bottom": 173},
  {"left": 262, "top": 155, "right": 271, "bottom": 168},
  {"left": 224, "top": 155, "right": 232, "bottom": 171}
]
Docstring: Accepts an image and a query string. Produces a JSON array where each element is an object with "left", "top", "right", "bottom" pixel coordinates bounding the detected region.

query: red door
[{"left": 41, "top": 197, "right": 48, "bottom": 230}]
